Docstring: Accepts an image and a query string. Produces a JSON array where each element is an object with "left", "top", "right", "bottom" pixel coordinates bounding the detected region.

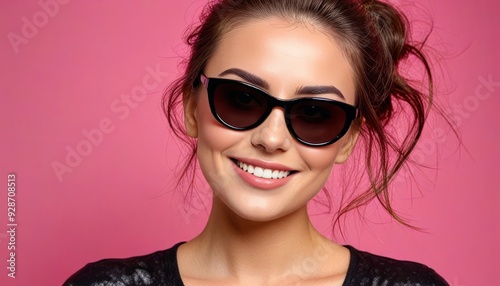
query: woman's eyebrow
[
  {"left": 219, "top": 67, "right": 345, "bottom": 99},
  {"left": 219, "top": 68, "right": 269, "bottom": 89},
  {"left": 296, "top": 86, "right": 345, "bottom": 100}
]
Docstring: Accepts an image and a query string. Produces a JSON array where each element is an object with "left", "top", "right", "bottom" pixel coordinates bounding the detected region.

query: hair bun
[{"left": 362, "top": 0, "right": 409, "bottom": 63}]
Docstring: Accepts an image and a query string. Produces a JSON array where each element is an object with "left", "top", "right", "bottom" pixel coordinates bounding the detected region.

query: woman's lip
[
  {"left": 231, "top": 160, "right": 294, "bottom": 190},
  {"left": 231, "top": 157, "right": 295, "bottom": 172}
]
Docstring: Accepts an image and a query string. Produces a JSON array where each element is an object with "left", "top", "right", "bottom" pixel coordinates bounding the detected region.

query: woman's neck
[{"left": 179, "top": 196, "right": 346, "bottom": 285}]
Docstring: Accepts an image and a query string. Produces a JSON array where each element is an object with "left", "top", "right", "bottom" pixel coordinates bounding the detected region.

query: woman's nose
[{"left": 250, "top": 108, "right": 292, "bottom": 153}]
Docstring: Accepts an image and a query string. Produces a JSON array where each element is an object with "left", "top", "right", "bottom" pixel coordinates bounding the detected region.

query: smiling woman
[
  {"left": 188, "top": 18, "right": 360, "bottom": 225},
  {"left": 64, "top": 0, "right": 449, "bottom": 285}
]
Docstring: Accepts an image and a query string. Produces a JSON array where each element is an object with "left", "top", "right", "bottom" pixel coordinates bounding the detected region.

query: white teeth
[
  {"left": 262, "top": 169, "right": 272, "bottom": 179},
  {"left": 254, "top": 167, "right": 263, "bottom": 177},
  {"left": 237, "top": 161, "right": 291, "bottom": 179},
  {"left": 272, "top": 170, "right": 279, "bottom": 179}
]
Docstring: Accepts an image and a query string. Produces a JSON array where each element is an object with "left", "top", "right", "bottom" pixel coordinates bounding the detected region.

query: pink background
[{"left": 1, "top": 0, "right": 499, "bottom": 285}]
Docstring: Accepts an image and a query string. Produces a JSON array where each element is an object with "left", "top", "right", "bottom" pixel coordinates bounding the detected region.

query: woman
[{"left": 65, "top": 0, "right": 449, "bottom": 285}]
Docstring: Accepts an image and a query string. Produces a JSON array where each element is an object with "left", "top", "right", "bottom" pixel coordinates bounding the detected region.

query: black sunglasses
[{"left": 199, "top": 74, "right": 359, "bottom": 147}]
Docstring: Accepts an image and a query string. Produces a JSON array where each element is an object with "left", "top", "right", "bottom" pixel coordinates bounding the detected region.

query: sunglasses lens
[
  {"left": 213, "top": 82, "right": 268, "bottom": 128},
  {"left": 289, "top": 100, "right": 347, "bottom": 145}
]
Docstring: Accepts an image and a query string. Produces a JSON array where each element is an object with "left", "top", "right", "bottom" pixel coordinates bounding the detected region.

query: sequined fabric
[
  {"left": 64, "top": 242, "right": 184, "bottom": 286},
  {"left": 343, "top": 245, "right": 449, "bottom": 286},
  {"left": 64, "top": 242, "right": 448, "bottom": 285}
]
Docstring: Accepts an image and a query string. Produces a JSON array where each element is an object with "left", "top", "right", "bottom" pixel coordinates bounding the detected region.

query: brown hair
[{"left": 163, "top": 0, "right": 435, "bottom": 230}]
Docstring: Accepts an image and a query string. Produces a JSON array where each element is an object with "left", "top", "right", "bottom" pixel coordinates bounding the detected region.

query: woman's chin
[{"left": 222, "top": 201, "right": 303, "bottom": 224}]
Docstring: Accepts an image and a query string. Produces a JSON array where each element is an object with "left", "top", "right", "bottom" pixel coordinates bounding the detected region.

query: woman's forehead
[{"left": 205, "top": 18, "right": 357, "bottom": 103}]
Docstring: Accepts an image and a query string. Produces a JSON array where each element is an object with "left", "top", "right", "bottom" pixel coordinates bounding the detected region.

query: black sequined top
[{"left": 64, "top": 242, "right": 449, "bottom": 285}]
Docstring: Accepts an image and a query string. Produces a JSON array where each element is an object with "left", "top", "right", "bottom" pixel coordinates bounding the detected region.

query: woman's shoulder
[
  {"left": 344, "top": 245, "right": 449, "bottom": 286},
  {"left": 63, "top": 242, "right": 185, "bottom": 286}
]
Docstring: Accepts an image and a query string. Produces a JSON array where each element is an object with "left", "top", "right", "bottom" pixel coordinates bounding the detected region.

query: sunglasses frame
[{"left": 200, "top": 73, "right": 359, "bottom": 147}]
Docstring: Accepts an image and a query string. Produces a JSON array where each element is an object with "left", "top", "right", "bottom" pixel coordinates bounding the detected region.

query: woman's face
[{"left": 185, "top": 18, "right": 358, "bottom": 221}]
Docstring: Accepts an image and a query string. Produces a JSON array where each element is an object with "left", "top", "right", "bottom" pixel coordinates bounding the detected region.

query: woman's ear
[
  {"left": 184, "top": 92, "right": 198, "bottom": 138},
  {"left": 335, "top": 118, "right": 363, "bottom": 164}
]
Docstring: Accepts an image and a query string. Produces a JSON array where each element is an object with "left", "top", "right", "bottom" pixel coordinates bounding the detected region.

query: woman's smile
[
  {"left": 232, "top": 157, "right": 295, "bottom": 179},
  {"left": 230, "top": 157, "right": 297, "bottom": 190}
]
